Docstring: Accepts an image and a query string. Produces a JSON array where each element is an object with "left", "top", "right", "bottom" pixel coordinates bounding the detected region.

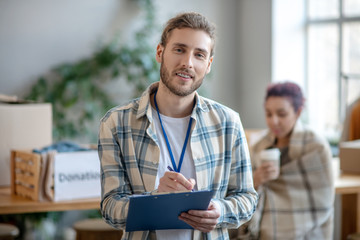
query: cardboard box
[
  {"left": 11, "top": 150, "right": 100, "bottom": 201},
  {"left": 339, "top": 140, "right": 360, "bottom": 174},
  {"left": 0, "top": 103, "right": 52, "bottom": 186}
]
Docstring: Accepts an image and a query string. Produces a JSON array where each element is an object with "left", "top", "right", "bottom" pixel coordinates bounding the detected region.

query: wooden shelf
[
  {"left": 0, "top": 187, "right": 100, "bottom": 214},
  {"left": 333, "top": 157, "right": 360, "bottom": 194}
]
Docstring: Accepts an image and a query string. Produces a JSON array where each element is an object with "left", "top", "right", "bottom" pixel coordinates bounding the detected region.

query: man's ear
[
  {"left": 206, "top": 56, "right": 214, "bottom": 74},
  {"left": 156, "top": 44, "right": 164, "bottom": 63}
]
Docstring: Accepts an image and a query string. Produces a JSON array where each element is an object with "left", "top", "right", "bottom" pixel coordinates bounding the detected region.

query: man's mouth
[{"left": 176, "top": 72, "right": 193, "bottom": 79}]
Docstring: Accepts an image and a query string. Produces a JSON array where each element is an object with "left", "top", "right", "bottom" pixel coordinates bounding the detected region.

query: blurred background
[{"left": 0, "top": 0, "right": 359, "bottom": 239}]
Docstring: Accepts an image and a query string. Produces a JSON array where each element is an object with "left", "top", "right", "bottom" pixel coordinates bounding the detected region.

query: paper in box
[
  {"left": 0, "top": 102, "right": 52, "bottom": 186},
  {"left": 339, "top": 140, "right": 360, "bottom": 174},
  {"left": 53, "top": 151, "right": 100, "bottom": 201}
]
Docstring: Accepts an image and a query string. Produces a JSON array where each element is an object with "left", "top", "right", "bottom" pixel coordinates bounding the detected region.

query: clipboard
[{"left": 125, "top": 190, "right": 213, "bottom": 232}]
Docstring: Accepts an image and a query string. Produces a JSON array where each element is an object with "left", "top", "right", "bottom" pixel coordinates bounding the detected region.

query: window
[{"left": 306, "top": 0, "right": 360, "bottom": 141}]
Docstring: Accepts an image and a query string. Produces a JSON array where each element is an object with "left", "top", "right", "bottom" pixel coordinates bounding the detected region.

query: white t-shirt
[{"left": 152, "top": 107, "right": 197, "bottom": 240}]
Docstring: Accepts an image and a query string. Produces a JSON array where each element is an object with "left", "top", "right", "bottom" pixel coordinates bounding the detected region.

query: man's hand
[
  {"left": 157, "top": 171, "right": 196, "bottom": 192},
  {"left": 178, "top": 201, "right": 220, "bottom": 233}
]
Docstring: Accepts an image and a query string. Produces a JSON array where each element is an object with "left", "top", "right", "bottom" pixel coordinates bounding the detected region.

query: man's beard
[{"left": 159, "top": 56, "right": 205, "bottom": 97}]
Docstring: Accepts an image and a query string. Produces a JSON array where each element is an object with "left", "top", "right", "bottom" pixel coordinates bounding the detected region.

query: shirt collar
[
  {"left": 136, "top": 82, "right": 159, "bottom": 120},
  {"left": 136, "top": 81, "right": 210, "bottom": 120}
]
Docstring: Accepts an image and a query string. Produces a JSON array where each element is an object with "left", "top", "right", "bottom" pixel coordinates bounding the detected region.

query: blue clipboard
[{"left": 125, "top": 190, "right": 213, "bottom": 232}]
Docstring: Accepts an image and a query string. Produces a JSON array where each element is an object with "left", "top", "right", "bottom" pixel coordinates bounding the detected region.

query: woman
[{"left": 244, "top": 82, "right": 334, "bottom": 239}]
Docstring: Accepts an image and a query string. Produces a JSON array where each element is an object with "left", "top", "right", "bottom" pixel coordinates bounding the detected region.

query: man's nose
[{"left": 181, "top": 53, "right": 194, "bottom": 68}]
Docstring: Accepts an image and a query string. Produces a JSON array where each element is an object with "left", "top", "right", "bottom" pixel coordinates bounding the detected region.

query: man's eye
[
  {"left": 175, "top": 48, "right": 183, "bottom": 53},
  {"left": 196, "top": 53, "right": 205, "bottom": 58}
]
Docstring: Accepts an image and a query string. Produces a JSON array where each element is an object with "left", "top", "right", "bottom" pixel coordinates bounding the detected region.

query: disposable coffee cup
[
  {"left": 259, "top": 148, "right": 280, "bottom": 164},
  {"left": 259, "top": 148, "right": 281, "bottom": 179},
  {"left": 260, "top": 148, "right": 280, "bottom": 162}
]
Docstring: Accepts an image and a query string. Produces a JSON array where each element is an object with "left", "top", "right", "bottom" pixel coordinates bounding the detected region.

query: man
[{"left": 98, "top": 12, "right": 257, "bottom": 240}]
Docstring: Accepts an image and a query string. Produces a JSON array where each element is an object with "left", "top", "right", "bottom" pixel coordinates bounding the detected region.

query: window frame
[{"left": 305, "top": 0, "right": 360, "bottom": 125}]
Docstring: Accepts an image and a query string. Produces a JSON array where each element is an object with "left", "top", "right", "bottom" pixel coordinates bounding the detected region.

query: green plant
[{"left": 26, "top": 0, "right": 159, "bottom": 143}]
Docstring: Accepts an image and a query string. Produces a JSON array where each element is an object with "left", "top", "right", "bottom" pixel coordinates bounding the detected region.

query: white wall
[
  {"left": 237, "top": 0, "right": 272, "bottom": 128},
  {"left": 0, "top": 0, "right": 140, "bottom": 96}
]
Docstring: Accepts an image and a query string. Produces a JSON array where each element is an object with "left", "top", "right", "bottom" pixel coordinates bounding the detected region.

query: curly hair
[{"left": 265, "top": 81, "right": 305, "bottom": 112}]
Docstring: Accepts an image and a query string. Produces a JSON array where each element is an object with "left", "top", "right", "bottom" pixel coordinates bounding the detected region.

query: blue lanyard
[{"left": 154, "top": 91, "right": 193, "bottom": 173}]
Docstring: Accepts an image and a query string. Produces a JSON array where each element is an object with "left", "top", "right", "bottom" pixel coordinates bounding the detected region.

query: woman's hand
[{"left": 253, "top": 161, "right": 280, "bottom": 189}]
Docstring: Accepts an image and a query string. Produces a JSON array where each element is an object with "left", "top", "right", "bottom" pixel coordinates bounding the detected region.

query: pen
[{"left": 167, "top": 165, "right": 194, "bottom": 192}]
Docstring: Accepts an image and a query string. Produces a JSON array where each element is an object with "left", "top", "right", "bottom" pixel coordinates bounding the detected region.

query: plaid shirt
[{"left": 98, "top": 82, "right": 258, "bottom": 240}]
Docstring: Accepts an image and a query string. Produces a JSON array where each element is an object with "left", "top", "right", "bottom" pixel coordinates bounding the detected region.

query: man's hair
[
  {"left": 160, "top": 12, "right": 216, "bottom": 57},
  {"left": 265, "top": 81, "right": 305, "bottom": 112}
]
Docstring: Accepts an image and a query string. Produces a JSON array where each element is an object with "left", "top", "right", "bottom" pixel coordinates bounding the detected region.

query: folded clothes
[{"left": 33, "top": 141, "right": 92, "bottom": 153}]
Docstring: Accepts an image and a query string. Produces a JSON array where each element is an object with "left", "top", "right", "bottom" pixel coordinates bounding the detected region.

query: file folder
[{"left": 125, "top": 190, "right": 214, "bottom": 232}]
